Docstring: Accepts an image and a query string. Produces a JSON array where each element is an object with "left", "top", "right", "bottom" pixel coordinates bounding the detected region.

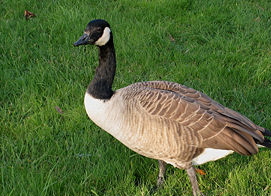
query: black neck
[{"left": 87, "top": 37, "right": 116, "bottom": 99}]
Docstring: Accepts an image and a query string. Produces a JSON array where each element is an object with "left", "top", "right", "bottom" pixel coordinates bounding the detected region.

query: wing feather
[{"left": 128, "top": 81, "right": 264, "bottom": 155}]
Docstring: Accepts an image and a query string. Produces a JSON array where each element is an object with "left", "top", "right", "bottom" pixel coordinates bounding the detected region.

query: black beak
[{"left": 73, "top": 33, "right": 90, "bottom": 46}]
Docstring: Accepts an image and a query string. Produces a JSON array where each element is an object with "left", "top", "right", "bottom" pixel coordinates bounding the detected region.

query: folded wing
[{"left": 133, "top": 81, "right": 265, "bottom": 156}]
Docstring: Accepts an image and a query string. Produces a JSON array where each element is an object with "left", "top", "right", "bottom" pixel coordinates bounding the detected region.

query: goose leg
[
  {"left": 157, "top": 160, "right": 167, "bottom": 187},
  {"left": 186, "top": 167, "right": 202, "bottom": 196}
]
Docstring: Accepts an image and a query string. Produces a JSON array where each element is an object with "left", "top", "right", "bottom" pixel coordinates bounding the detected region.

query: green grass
[{"left": 1, "top": 0, "right": 271, "bottom": 195}]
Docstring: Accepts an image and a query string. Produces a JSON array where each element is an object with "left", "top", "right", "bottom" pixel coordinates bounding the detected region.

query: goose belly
[{"left": 192, "top": 148, "right": 233, "bottom": 165}]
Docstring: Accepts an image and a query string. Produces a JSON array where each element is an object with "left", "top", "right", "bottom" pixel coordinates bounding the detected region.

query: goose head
[{"left": 73, "top": 19, "right": 112, "bottom": 47}]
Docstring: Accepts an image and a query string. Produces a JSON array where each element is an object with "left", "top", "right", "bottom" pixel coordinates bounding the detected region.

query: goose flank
[{"left": 73, "top": 19, "right": 271, "bottom": 196}]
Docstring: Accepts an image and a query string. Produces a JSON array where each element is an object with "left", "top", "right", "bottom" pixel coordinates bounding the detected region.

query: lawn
[{"left": 1, "top": 0, "right": 271, "bottom": 195}]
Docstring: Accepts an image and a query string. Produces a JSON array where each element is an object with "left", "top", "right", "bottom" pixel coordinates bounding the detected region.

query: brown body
[{"left": 85, "top": 80, "right": 265, "bottom": 169}]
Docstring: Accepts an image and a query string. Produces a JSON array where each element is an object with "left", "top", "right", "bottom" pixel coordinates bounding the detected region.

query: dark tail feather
[
  {"left": 263, "top": 128, "right": 271, "bottom": 137},
  {"left": 259, "top": 128, "right": 271, "bottom": 149},
  {"left": 261, "top": 139, "right": 271, "bottom": 148}
]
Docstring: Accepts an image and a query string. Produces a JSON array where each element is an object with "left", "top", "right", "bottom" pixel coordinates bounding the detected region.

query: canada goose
[{"left": 73, "top": 19, "right": 271, "bottom": 195}]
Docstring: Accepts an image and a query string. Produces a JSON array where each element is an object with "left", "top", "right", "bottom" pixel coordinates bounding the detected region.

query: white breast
[
  {"left": 84, "top": 92, "right": 125, "bottom": 140},
  {"left": 192, "top": 148, "right": 233, "bottom": 165}
]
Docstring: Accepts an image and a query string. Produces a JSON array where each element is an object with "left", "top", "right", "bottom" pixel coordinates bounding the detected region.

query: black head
[{"left": 74, "top": 19, "right": 112, "bottom": 47}]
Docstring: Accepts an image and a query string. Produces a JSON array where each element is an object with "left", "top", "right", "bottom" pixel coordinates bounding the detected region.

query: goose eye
[{"left": 96, "top": 27, "right": 103, "bottom": 33}]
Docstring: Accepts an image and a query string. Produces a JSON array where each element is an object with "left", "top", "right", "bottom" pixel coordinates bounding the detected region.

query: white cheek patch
[{"left": 95, "top": 27, "right": 111, "bottom": 46}]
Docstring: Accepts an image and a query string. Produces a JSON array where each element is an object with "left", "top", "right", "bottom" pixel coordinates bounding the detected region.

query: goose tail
[
  {"left": 258, "top": 128, "right": 271, "bottom": 149},
  {"left": 263, "top": 128, "right": 271, "bottom": 137}
]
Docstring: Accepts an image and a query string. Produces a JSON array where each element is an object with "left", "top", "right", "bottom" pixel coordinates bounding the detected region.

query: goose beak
[{"left": 73, "top": 33, "right": 90, "bottom": 46}]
